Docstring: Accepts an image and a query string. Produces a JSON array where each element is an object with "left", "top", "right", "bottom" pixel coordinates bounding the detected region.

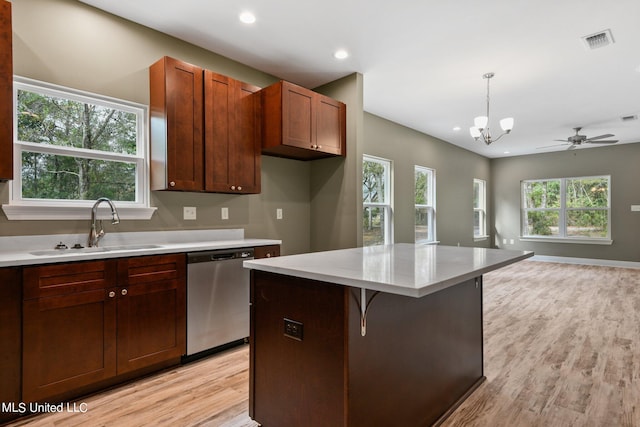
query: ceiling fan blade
[
  {"left": 553, "top": 139, "right": 569, "bottom": 142},
  {"left": 585, "top": 134, "right": 614, "bottom": 141},
  {"left": 537, "top": 143, "right": 568, "bottom": 149},
  {"left": 567, "top": 145, "right": 577, "bottom": 150},
  {"left": 585, "top": 140, "right": 618, "bottom": 144}
]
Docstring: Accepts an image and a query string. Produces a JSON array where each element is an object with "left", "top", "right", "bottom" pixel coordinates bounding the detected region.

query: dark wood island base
[{"left": 249, "top": 270, "right": 485, "bottom": 427}]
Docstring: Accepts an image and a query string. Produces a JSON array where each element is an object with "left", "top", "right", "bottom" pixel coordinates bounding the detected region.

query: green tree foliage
[
  {"left": 524, "top": 177, "right": 609, "bottom": 237},
  {"left": 17, "top": 90, "right": 137, "bottom": 201}
]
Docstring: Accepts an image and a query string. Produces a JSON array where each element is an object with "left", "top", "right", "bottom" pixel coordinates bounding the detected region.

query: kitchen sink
[{"left": 30, "top": 244, "right": 162, "bottom": 256}]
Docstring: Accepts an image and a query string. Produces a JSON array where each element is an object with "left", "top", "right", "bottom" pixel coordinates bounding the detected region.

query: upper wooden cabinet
[
  {"left": 149, "top": 57, "right": 261, "bottom": 194},
  {"left": 261, "top": 81, "right": 346, "bottom": 161},
  {"left": 150, "top": 56, "right": 204, "bottom": 191},
  {"left": 204, "top": 71, "right": 261, "bottom": 194},
  {"left": 0, "top": 0, "right": 13, "bottom": 181}
]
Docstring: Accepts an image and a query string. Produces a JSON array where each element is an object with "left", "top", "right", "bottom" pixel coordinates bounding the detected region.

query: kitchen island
[{"left": 244, "top": 243, "right": 532, "bottom": 427}]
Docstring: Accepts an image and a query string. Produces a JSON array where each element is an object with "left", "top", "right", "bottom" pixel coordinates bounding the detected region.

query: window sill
[
  {"left": 519, "top": 236, "right": 613, "bottom": 245},
  {"left": 2, "top": 204, "right": 157, "bottom": 221}
]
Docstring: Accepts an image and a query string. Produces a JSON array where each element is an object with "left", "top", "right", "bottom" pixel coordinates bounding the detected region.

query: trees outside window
[
  {"left": 415, "top": 166, "right": 435, "bottom": 243},
  {"left": 7, "top": 78, "right": 149, "bottom": 219},
  {"left": 522, "top": 176, "right": 610, "bottom": 240},
  {"left": 363, "top": 155, "right": 392, "bottom": 246}
]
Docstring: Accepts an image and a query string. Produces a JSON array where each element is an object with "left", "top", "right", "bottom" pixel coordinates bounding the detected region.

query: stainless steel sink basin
[{"left": 30, "top": 244, "right": 161, "bottom": 256}]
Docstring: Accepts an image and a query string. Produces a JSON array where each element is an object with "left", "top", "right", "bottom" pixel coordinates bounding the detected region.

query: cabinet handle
[
  {"left": 108, "top": 291, "right": 116, "bottom": 298},
  {"left": 121, "top": 289, "right": 128, "bottom": 296},
  {"left": 169, "top": 181, "right": 176, "bottom": 187}
]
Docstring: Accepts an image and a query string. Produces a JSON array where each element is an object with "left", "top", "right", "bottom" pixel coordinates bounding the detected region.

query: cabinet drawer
[
  {"left": 118, "top": 253, "right": 186, "bottom": 285},
  {"left": 254, "top": 245, "right": 280, "bottom": 259},
  {"left": 23, "top": 260, "right": 117, "bottom": 300}
]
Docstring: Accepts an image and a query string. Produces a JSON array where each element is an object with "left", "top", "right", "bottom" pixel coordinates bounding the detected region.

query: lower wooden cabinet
[
  {"left": 22, "top": 254, "right": 186, "bottom": 403},
  {"left": 0, "top": 267, "right": 21, "bottom": 423}
]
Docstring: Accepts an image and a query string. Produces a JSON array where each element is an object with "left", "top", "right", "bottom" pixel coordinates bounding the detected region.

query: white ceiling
[{"left": 79, "top": 0, "right": 640, "bottom": 158}]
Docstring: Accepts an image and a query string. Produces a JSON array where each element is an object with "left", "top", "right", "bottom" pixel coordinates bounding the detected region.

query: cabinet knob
[
  {"left": 231, "top": 185, "right": 236, "bottom": 190},
  {"left": 169, "top": 181, "right": 176, "bottom": 187},
  {"left": 121, "top": 289, "right": 128, "bottom": 296},
  {"left": 266, "top": 253, "right": 271, "bottom": 258},
  {"left": 317, "top": 145, "right": 322, "bottom": 149},
  {"left": 108, "top": 291, "right": 116, "bottom": 298},
  {"left": 237, "top": 186, "right": 242, "bottom": 191}
]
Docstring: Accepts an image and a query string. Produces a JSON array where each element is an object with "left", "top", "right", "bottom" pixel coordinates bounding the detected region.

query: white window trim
[
  {"left": 520, "top": 175, "right": 611, "bottom": 243},
  {"left": 473, "top": 178, "right": 488, "bottom": 241},
  {"left": 415, "top": 166, "right": 436, "bottom": 244},
  {"left": 2, "top": 76, "right": 156, "bottom": 220},
  {"left": 363, "top": 155, "right": 393, "bottom": 245}
]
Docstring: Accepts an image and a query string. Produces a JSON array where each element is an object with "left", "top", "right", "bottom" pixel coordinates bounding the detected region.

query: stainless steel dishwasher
[{"left": 186, "top": 247, "right": 254, "bottom": 359}]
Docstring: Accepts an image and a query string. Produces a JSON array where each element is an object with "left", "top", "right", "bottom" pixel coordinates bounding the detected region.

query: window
[
  {"left": 473, "top": 179, "right": 487, "bottom": 239},
  {"left": 363, "top": 155, "right": 392, "bottom": 246},
  {"left": 4, "top": 77, "right": 153, "bottom": 220},
  {"left": 415, "top": 166, "right": 436, "bottom": 243},
  {"left": 521, "top": 176, "right": 610, "bottom": 242}
]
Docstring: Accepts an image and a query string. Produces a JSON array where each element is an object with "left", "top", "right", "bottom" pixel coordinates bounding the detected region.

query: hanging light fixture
[{"left": 469, "top": 72, "right": 513, "bottom": 145}]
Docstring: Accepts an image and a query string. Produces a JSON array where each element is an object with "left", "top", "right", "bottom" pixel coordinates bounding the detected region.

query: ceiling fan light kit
[{"left": 469, "top": 72, "right": 513, "bottom": 145}]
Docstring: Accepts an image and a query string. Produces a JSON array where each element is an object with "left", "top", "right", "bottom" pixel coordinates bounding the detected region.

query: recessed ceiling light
[
  {"left": 239, "top": 11, "right": 256, "bottom": 24},
  {"left": 452, "top": 126, "right": 461, "bottom": 131},
  {"left": 334, "top": 49, "right": 349, "bottom": 60}
]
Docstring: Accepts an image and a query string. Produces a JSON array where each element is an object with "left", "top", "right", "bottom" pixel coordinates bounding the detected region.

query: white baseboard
[{"left": 530, "top": 255, "right": 640, "bottom": 269}]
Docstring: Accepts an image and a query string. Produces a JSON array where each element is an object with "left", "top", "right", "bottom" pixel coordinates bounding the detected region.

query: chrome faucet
[{"left": 88, "top": 197, "right": 120, "bottom": 247}]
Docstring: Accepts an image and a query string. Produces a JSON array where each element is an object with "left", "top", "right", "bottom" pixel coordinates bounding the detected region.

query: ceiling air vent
[{"left": 582, "top": 29, "right": 614, "bottom": 50}]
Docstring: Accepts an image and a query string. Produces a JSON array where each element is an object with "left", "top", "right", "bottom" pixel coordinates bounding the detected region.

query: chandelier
[{"left": 469, "top": 72, "right": 513, "bottom": 145}]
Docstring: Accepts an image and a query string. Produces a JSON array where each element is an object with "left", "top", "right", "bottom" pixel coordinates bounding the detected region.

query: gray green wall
[
  {"left": 2, "top": 0, "right": 314, "bottom": 255},
  {"left": 362, "top": 113, "right": 492, "bottom": 247},
  {"left": 491, "top": 144, "right": 640, "bottom": 261}
]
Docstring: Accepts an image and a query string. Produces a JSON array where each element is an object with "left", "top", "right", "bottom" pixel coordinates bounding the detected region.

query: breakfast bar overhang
[{"left": 244, "top": 244, "right": 533, "bottom": 427}]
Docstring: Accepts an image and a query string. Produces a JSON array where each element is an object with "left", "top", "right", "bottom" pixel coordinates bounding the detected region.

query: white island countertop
[{"left": 244, "top": 243, "right": 533, "bottom": 298}]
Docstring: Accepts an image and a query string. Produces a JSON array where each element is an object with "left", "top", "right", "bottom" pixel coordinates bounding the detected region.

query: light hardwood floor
[{"left": 7, "top": 260, "right": 640, "bottom": 426}]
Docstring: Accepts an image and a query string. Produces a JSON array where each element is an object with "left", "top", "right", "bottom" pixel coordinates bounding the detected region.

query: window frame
[
  {"left": 473, "top": 178, "right": 487, "bottom": 240},
  {"left": 362, "top": 155, "right": 393, "bottom": 246},
  {"left": 521, "top": 175, "right": 612, "bottom": 244},
  {"left": 414, "top": 165, "right": 436, "bottom": 244},
  {"left": 2, "top": 76, "right": 155, "bottom": 220}
]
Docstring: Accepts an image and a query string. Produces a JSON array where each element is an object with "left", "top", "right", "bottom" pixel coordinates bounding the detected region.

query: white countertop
[
  {"left": 244, "top": 243, "right": 533, "bottom": 298},
  {"left": 0, "top": 229, "right": 280, "bottom": 267}
]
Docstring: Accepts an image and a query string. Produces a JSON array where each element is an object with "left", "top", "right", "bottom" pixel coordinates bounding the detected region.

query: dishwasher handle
[{"left": 187, "top": 248, "right": 254, "bottom": 264}]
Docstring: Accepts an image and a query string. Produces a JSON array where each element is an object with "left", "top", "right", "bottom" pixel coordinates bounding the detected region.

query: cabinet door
[
  {"left": 150, "top": 56, "right": 204, "bottom": 191},
  {"left": 254, "top": 244, "right": 280, "bottom": 259},
  {"left": 281, "top": 81, "right": 315, "bottom": 150},
  {"left": 204, "top": 71, "right": 260, "bottom": 194},
  {"left": 0, "top": 0, "right": 13, "bottom": 180},
  {"left": 22, "top": 288, "right": 117, "bottom": 402},
  {"left": 0, "top": 268, "right": 20, "bottom": 423},
  {"left": 116, "top": 254, "right": 186, "bottom": 374},
  {"left": 316, "top": 94, "right": 346, "bottom": 156},
  {"left": 233, "top": 81, "right": 261, "bottom": 193},
  {"left": 22, "top": 260, "right": 118, "bottom": 402}
]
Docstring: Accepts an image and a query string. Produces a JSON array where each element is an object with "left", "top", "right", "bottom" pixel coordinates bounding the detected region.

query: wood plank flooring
[{"left": 7, "top": 260, "right": 640, "bottom": 426}]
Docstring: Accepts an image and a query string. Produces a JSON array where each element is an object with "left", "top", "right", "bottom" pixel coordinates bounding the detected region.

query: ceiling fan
[{"left": 540, "top": 127, "right": 619, "bottom": 150}]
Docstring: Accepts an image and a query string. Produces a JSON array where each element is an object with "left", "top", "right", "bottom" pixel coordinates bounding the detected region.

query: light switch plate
[
  {"left": 183, "top": 207, "right": 196, "bottom": 220},
  {"left": 221, "top": 207, "right": 229, "bottom": 220},
  {"left": 276, "top": 208, "right": 283, "bottom": 220},
  {"left": 631, "top": 205, "right": 640, "bottom": 212}
]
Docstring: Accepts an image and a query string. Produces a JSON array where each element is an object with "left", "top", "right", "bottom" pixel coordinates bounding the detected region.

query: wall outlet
[
  {"left": 631, "top": 205, "right": 640, "bottom": 212},
  {"left": 183, "top": 207, "right": 196, "bottom": 220},
  {"left": 283, "top": 318, "right": 303, "bottom": 341},
  {"left": 221, "top": 207, "right": 229, "bottom": 220},
  {"left": 503, "top": 238, "right": 507, "bottom": 244},
  {"left": 509, "top": 239, "right": 515, "bottom": 245},
  {"left": 276, "top": 208, "right": 283, "bottom": 220}
]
